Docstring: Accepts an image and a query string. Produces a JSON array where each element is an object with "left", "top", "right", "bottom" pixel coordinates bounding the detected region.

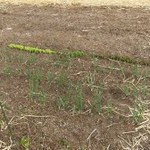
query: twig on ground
[{"left": 0, "top": 102, "right": 13, "bottom": 138}]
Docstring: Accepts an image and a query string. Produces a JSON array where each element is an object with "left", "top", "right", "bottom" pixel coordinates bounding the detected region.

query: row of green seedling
[{"left": 8, "top": 44, "right": 85, "bottom": 58}]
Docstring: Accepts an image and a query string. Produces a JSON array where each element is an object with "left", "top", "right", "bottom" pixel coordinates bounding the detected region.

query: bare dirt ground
[
  {"left": 1, "top": 4, "right": 150, "bottom": 60},
  {"left": 0, "top": 2, "right": 150, "bottom": 150}
]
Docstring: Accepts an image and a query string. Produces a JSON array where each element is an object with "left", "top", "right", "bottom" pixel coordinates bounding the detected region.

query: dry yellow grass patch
[{"left": 1, "top": 0, "right": 150, "bottom": 7}]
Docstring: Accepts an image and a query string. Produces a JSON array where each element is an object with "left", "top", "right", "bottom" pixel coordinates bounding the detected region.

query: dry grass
[{"left": 1, "top": 0, "right": 150, "bottom": 7}]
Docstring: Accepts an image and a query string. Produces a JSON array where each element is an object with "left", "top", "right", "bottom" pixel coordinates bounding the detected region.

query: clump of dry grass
[
  {"left": 0, "top": 138, "right": 15, "bottom": 150},
  {"left": 119, "top": 106, "right": 150, "bottom": 150}
]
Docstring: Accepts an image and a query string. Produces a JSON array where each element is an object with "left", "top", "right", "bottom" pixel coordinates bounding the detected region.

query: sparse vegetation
[
  {"left": 1, "top": 44, "right": 150, "bottom": 149},
  {"left": 20, "top": 136, "right": 30, "bottom": 150},
  {"left": 1, "top": 4, "right": 150, "bottom": 150}
]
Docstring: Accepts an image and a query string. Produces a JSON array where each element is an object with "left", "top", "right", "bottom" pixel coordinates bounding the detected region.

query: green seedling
[
  {"left": 106, "top": 101, "right": 113, "bottom": 114},
  {"left": 92, "top": 89, "right": 102, "bottom": 114},
  {"left": 26, "top": 69, "right": 43, "bottom": 81},
  {"left": 119, "top": 83, "right": 131, "bottom": 96},
  {"left": 130, "top": 102, "right": 146, "bottom": 124},
  {"left": 37, "top": 91, "right": 47, "bottom": 103},
  {"left": 20, "top": 136, "right": 30, "bottom": 150},
  {"left": 86, "top": 71, "right": 96, "bottom": 91},
  {"left": 131, "top": 64, "right": 139, "bottom": 77},
  {"left": 93, "top": 53, "right": 150, "bottom": 66},
  {"left": 8, "top": 44, "right": 56, "bottom": 55},
  {"left": 143, "top": 70, "right": 150, "bottom": 79},
  {"left": 17, "top": 68, "right": 23, "bottom": 76},
  {"left": 74, "top": 83, "right": 84, "bottom": 111},
  {"left": 27, "top": 69, "right": 47, "bottom": 103},
  {"left": 29, "top": 77, "right": 40, "bottom": 98},
  {"left": 60, "top": 139, "right": 71, "bottom": 149},
  {"left": 55, "top": 96, "right": 69, "bottom": 110},
  {"left": 29, "top": 77, "right": 47, "bottom": 103},
  {"left": 17, "top": 54, "right": 25, "bottom": 63},
  {"left": 27, "top": 56, "right": 37, "bottom": 64},
  {"left": 8, "top": 43, "right": 150, "bottom": 66},
  {"left": 53, "top": 54, "right": 71, "bottom": 68},
  {"left": 55, "top": 72, "right": 68, "bottom": 87},
  {"left": 30, "top": 90, "right": 47, "bottom": 103},
  {"left": 3, "top": 65, "right": 12, "bottom": 77},
  {"left": 68, "top": 50, "right": 85, "bottom": 58},
  {"left": 47, "top": 71, "right": 54, "bottom": 84}
]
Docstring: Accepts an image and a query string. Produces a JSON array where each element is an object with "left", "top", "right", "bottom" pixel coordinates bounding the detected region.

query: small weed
[
  {"left": 55, "top": 72, "right": 68, "bottom": 87},
  {"left": 60, "top": 139, "right": 71, "bottom": 149},
  {"left": 16, "top": 68, "right": 23, "bottom": 76},
  {"left": 86, "top": 71, "right": 96, "bottom": 91},
  {"left": 26, "top": 69, "right": 43, "bottom": 81},
  {"left": 106, "top": 101, "right": 113, "bottom": 114},
  {"left": 53, "top": 54, "right": 71, "bottom": 68},
  {"left": 55, "top": 96, "right": 69, "bottom": 110},
  {"left": 29, "top": 77, "right": 40, "bottom": 97},
  {"left": 30, "top": 90, "right": 47, "bottom": 103},
  {"left": 131, "top": 64, "right": 139, "bottom": 77},
  {"left": 92, "top": 89, "right": 102, "bottom": 114},
  {"left": 130, "top": 102, "right": 146, "bottom": 124},
  {"left": 139, "top": 79, "right": 149, "bottom": 99},
  {"left": 143, "top": 70, "right": 150, "bottom": 79},
  {"left": 27, "top": 70, "right": 46, "bottom": 103},
  {"left": 91, "top": 57, "right": 98, "bottom": 70},
  {"left": 132, "top": 79, "right": 149, "bottom": 99},
  {"left": 20, "top": 136, "right": 30, "bottom": 150},
  {"left": 27, "top": 56, "right": 37, "bottom": 64},
  {"left": 133, "top": 86, "right": 139, "bottom": 98},
  {"left": 119, "top": 83, "right": 131, "bottom": 96},
  {"left": 29, "top": 78, "right": 47, "bottom": 103},
  {"left": 3, "top": 65, "right": 12, "bottom": 77},
  {"left": 74, "top": 83, "right": 84, "bottom": 111},
  {"left": 28, "top": 71, "right": 42, "bottom": 92},
  {"left": 47, "top": 71, "right": 55, "bottom": 84},
  {"left": 17, "top": 55, "right": 25, "bottom": 63},
  {"left": 68, "top": 50, "right": 85, "bottom": 58}
]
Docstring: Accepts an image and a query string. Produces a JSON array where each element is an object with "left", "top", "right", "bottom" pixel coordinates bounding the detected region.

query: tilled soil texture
[
  {"left": 0, "top": 4, "right": 150, "bottom": 150},
  {"left": 0, "top": 4, "right": 150, "bottom": 61}
]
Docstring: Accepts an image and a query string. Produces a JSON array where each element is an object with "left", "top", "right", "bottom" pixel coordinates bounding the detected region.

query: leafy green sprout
[
  {"left": 8, "top": 44, "right": 56, "bottom": 55},
  {"left": 20, "top": 136, "right": 30, "bottom": 150}
]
